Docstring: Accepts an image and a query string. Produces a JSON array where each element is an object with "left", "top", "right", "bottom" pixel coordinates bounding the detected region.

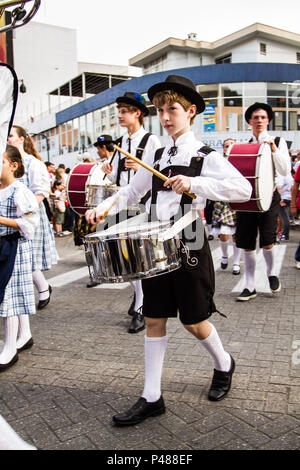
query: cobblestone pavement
[{"left": 0, "top": 226, "right": 299, "bottom": 451}]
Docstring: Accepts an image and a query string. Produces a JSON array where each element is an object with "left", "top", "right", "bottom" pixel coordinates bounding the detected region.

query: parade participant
[
  {"left": 93, "top": 134, "right": 114, "bottom": 162},
  {"left": 212, "top": 138, "right": 241, "bottom": 274},
  {"left": 291, "top": 164, "right": 300, "bottom": 269},
  {"left": 7, "top": 125, "right": 58, "bottom": 310},
  {"left": 101, "top": 92, "right": 161, "bottom": 333},
  {"left": 86, "top": 74, "right": 252, "bottom": 425},
  {"left": 0, "top": 145, "right": 39, "bottom": 370},
  {"left": 235, "top": 103, "right": 291, "bottom": 301}
]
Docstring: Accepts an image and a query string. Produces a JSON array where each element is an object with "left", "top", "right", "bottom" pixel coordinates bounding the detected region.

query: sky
[{"left": 33, "top": 0, "right": 300, "bottom": 66}]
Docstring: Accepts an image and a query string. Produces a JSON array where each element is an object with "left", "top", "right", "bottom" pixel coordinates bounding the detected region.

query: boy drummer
[
  {"left": 86, "top": 75, "right": 251, "bottom": 426},
  {"left": 101, "top": 92, "right": 161, "bottom": 333}
]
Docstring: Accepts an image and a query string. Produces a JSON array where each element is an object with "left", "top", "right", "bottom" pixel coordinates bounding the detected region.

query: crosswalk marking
[{"left": 48, "top": 244, "right": 287, "bottom": 292}]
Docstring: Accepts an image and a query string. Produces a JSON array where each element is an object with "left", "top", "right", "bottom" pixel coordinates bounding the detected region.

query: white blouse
[
  {"left": 21, "top": 152, "right": 51, "bottom": 198},
  {"left": 97, "top": 131, "right": 252, "bottom": 221},
  {"left": 0, "top": 181, "right": 39, "bottom": 239}
]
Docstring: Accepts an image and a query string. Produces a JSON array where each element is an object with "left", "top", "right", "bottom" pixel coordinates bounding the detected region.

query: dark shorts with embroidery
[
  {"left": 142, "top": 237, "right": 216, "bottom": 325},
  {"left": 235, "top": 190, "right": 281, "bottom": 250}
]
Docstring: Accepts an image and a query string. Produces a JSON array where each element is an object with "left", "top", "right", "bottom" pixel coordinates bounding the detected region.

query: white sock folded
[
  {"left": 199, "top": 324, "right": 231, "bottom": 372},
  {"left": 32, "top": 270, "right": 49, "bottom": 300},
  {"left": 0, "top": 316, "right": 18, "bottom": 364},
  {"left": 263, "top": 247, "right": 277, "bottom": 277},
  {"left": 130, "top": 280, "right": 144, "bottom": 312},
  {"left": 220, "top": 240, "right": 229, "bottom": 259},
  {"left": 16, "top": 315, "right": 32, "bottom": 350},
  {"left": 244, "top": 250, "right": 256, "bottom": 291},
  {"left": 142, "top": 335, "right": 168, "bottom": 403}
]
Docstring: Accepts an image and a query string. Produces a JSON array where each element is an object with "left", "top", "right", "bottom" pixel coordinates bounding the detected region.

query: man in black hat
[
  {"left": 93, "top": 134, "right": 114, "bottom": 162},
  {"left": 101, "top": 91, "right": 161, "bottom": 334},
  {"left": 86, "top": 74, "right": 252, "bottom": 425},
  {"left": 235, "top": 103, "right": 291, "bottom": 301}
]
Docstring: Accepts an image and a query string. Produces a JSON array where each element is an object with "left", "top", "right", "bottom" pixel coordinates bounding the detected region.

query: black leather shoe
[
  {"left": 17, "top": 337, "right": 34, "bottom": 352},
  {"left": 112, "top": 396, "right": 165, "bottom": 426},
  {"left": 128, "top": 311, "right": 145, "bottom": 333},
  {"left": 86, "top": 281, "right": 100, "bottom": 288},
  {"left": 0, "top": 353, "right": 19, "bottom": 372},
  {"left": 208, "top": 355, "right": 235, "bottom": 401},
  {"left": 37, "top": 285, "right": 52, "bottom": 310},
  {"left": 208, "top": 234, "right": 214, "bottom": 241},
  {"left": 128, "top": 294, "right": 136, "bottom": 316}
]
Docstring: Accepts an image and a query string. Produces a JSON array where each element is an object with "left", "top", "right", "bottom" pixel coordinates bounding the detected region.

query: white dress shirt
[
  {"left": 250, "top": 130, "right": 291, "bottom": 177},
  {"left": 106, "top": 127, "right": 161, "bottom": 187},
  {"left": 98, "top": 131, "right": 252, "bottom": 221}
]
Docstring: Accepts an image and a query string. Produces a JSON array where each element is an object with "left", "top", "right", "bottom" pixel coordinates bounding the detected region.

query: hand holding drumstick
[{"left": 85, "top": 197, "right": 119, "bottom": 225}]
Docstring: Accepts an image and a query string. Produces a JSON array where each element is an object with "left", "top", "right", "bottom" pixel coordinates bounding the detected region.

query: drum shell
[
  {"left": 84, "top": 222, "right": 181, "bottom": 283},
  {"left": 228, "top": 143, "right": 274, "bottom": 212}
]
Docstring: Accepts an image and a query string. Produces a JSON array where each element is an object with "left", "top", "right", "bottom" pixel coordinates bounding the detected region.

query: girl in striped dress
[
  {"left": 7, "top": 126, "right": 58, "bottom": 309},
  {"left": 0, "top": 145, "right": 39, "bottom": 370}
]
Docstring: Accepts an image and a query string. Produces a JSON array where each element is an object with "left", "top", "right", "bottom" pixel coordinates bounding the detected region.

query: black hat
[
  {"left": 147, "top": 74, "right": 206, "bottom": 114},
  {"left": 245, "top": 102, "right": 274, "bottom": 123},
  {"left": 116, "top": 92, "right": 149, "bottom": 116},
  {"left": 93, "top": 134, "right": 114, "bottom": 147}
]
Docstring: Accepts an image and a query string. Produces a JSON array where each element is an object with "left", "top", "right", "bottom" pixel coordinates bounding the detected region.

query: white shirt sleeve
[
  {"left": 14, "top": 186, "right": 39, "bottom": 239},
  {"left": 27, "top": 158, "right": 51, "bottom": 198},
  {"left": 190, "top": 150, "right": 252, "bottom": 202},
  {"left": 272, "top": 138, "right": 291, "bottom": 177}
]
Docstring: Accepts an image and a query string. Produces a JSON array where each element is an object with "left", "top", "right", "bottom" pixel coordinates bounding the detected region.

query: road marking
[{"left": 47, "top": 267, "right": 89, "bottom": 287}]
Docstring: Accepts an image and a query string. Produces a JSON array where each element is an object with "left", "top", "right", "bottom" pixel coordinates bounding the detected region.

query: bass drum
[
  {"left": 67, "top": 163, "right": 116, "bottom": 216},
  {"left": 228, "top": 142, "right": 274, "bottom": 212}
]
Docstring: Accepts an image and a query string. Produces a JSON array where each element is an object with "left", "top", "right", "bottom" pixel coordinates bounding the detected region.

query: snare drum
[
  {"left": 228, "top": 143, "right": 274, "bottom": 212},
  {"left": 67, "top": 163, "right": 117, "bottom": 216},
  {"left": 84, "top": 220, "right": 181, "bottom": 283}
]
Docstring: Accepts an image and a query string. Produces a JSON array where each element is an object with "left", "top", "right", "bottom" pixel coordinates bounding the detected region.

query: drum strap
[{"left": 116, "top": 133, "right": 152, "bottom": 186}]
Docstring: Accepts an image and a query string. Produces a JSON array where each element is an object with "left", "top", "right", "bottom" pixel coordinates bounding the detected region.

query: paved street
[{"left": 0, "top": 226, "right": 299, "bottom": 452}]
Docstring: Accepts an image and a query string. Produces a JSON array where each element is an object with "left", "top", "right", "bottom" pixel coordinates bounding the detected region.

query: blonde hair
[
  {"left": 117, "top": 102, "right": 144, "bottom": 125},
  {"left": 152, "top": 91, "right": 196, "bottom": 125}
]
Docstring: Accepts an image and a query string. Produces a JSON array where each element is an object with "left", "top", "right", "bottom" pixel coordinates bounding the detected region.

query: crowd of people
[{"left": 0, "top": 73, "right": 300, "bottom": 448}]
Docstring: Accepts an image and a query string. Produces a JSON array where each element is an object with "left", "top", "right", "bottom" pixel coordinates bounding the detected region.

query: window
[
  {"left": 297, "top": 52, "right": 300, "bottom": 64},
  {"left": 260, "top": 43, "right": 267, "bottom": 55},
  {"left": 215, "top": 54, "right": 231, "bottom": 64}
]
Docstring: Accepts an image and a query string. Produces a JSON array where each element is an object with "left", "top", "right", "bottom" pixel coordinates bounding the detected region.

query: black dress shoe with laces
[
  {"left": 128, "top": 311, "right": 145, "bottom": 333},
  {"left": 37, "top": 285, "right": 52, "bottom": 310},
  {"left": 112, "top": 396, "right": 165, "bottom": 426},
  {"left": 208, "top": 355, "right": 235, "bottom": 401}
]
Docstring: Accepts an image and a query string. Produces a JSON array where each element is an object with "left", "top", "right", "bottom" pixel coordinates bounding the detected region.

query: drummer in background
[
  {"left": 86, "top": 75, "right": 252, "bottom": 426},
  {"left": 101, "top": 92, "right": 161, "bottom": 334},
  {"left": 93, "top": 135, "right": 114, "bottom": 163},
  {"left": 235, "top": 103, "right": 291, "bottom": 301}
]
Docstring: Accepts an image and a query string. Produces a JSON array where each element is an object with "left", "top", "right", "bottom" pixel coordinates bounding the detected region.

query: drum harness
[{"left": 149, "top": 145, "right": 214, "bottom": 269}]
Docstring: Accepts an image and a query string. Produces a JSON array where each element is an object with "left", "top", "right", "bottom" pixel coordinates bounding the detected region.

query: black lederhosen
[
  {"left": 235, "top": 189, "right": 281, "bottom": 250},
  {"left": 142, "top": 149, "right": 217, "bottom": 325}
]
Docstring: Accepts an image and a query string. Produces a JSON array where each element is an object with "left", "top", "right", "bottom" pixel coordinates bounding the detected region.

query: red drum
[
  {"left": 228, "top": 143, "right": 274, "bottom": 212},
  {"left": 67, "top": 163, "right": 117, "bottom": 216}
]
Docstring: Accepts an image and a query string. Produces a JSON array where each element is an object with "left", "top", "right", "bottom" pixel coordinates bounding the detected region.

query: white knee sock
[
  {"left": 130, "top": 280, "right": 143, "bottom": 312},
  {"left": 0, "top": 316, "right": 18, "bottom": 364},
  {"left": 244, "top": 250, "right": 256, "bottom": 291},
  {"left": 0, "top": 414, "right": 36, "bottom": 450},
  {"left": 32, "top": 270, "right": 49, "bottom": 300},
  {"left": 199, "top": 324, "right": 231, "bottom": 372},
  {"left": 263, "top": 247, "right": 277, "bottom": 277},
  {"left": 142, "top": 335, "right": 168, "bottom": 403},
  {"left": 16, "top": 315, "right": 32, "bottom": 350},
  {"left": 233, "top": 242, "right": 241, "bottom": 266},
  {"left": 220, "top": 240, "right": 229, "bottom": 258}
]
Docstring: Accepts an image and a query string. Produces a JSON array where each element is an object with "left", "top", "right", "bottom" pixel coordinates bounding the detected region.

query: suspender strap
[{"left": 116, "top": 133, "right": 152, "bottom": 186}]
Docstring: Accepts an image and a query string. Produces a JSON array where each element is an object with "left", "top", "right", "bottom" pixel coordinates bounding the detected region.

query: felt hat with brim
[
  {"left": 116, "top": 92, "right": 149, "bottom": 116},
  {"left": 147, "top": 74, "right": 206, "bottom": 114},
  {"left": 245, "top": 102, "right": 274, "bottom": 123},
  {"left": 93, "top": 135, "right": 114, "bottom": 147}
]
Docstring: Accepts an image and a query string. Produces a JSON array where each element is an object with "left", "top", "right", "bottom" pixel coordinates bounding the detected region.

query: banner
[{"left": 203, "top": 103, "right": 216, "bottom": 132}]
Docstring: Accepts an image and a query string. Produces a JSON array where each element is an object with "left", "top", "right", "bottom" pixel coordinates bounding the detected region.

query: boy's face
[
  {"left": 118, "top": 106, "right": 140, "bottom": 128},
  {"left": 249, "top": 109, "right": 269, "bottom": 135},
  {"left": 156, "top": 101, "right": 195, "bottom": 140}
]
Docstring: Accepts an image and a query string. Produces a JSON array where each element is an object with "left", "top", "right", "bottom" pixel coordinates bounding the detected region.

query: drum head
[
  {"left": 94, "top": 220, "right": 172, "bottom": 240},
  {"left": 86, "top": 163, "right": 106, "bottom": 186},
  {"left": 256, "top": 143, "right": 274, "bottom": 211}
]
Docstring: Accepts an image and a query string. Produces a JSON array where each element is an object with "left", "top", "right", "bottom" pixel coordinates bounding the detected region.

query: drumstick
[
  {"left": 97, "top": 196, "right": 120, "bottom": 223},
  {"left": 113, "top": 145, "right": 196, "bottom": 200}
]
